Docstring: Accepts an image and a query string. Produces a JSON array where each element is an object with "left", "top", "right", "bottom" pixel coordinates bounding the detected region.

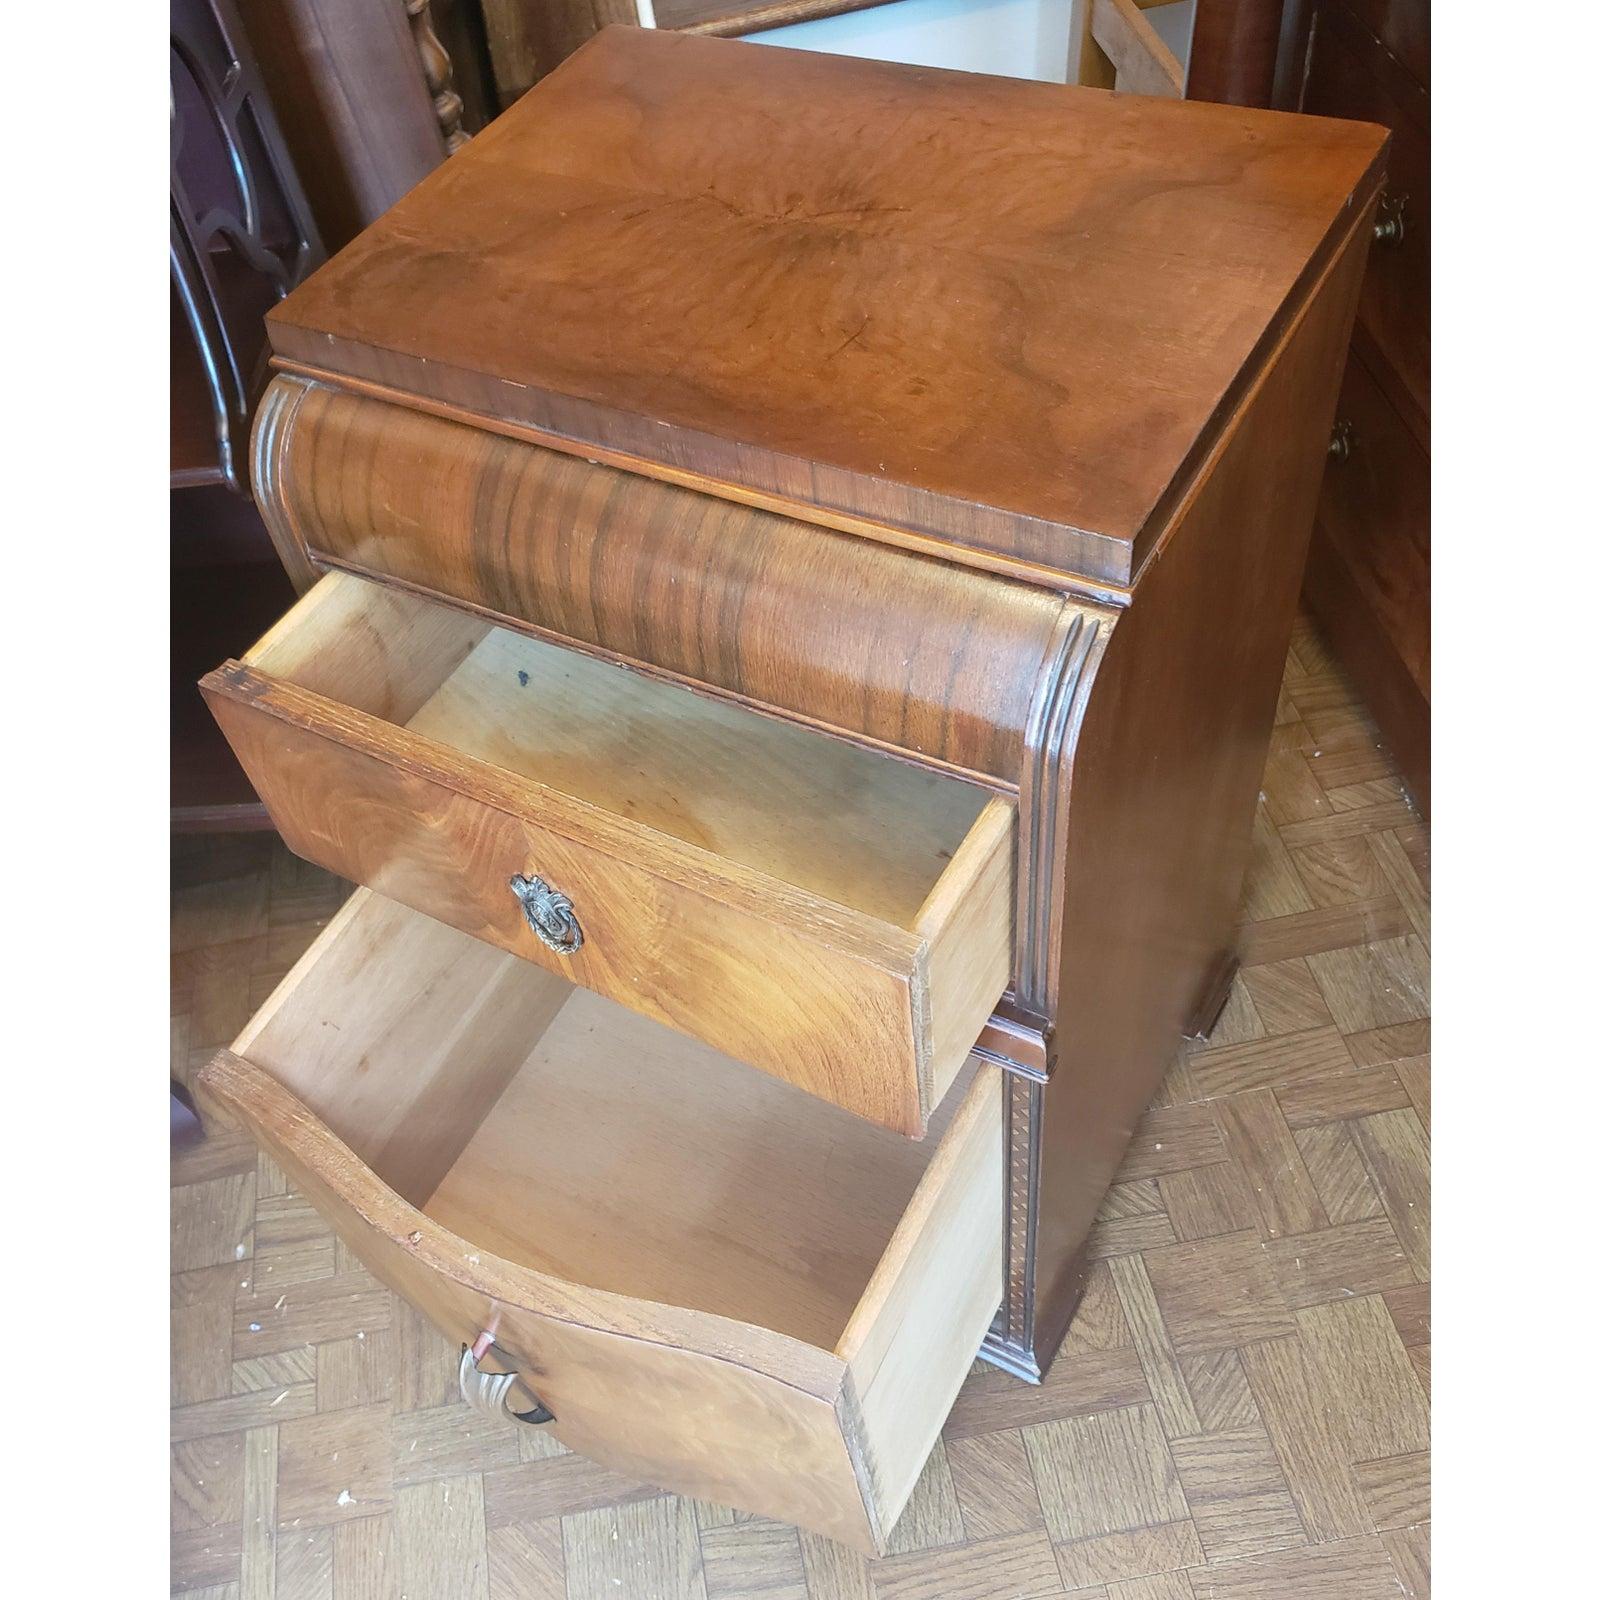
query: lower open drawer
[{"left": 198, "top": 889, "right": 1002, "bottom": 1553}]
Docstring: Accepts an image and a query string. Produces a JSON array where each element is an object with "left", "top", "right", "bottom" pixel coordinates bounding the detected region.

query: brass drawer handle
[
  {"left": 1327, "top": 419, "right": 1355, "bottom": 462},
  {"left": 459, "top": 1344, "right": 555, "bottom": 1425},
  {"left": 1373, "top": 192, "right": 1407, "bottom": 247},
  {"left": 510, "top": 872, "right": 583, "bottom": 955}
]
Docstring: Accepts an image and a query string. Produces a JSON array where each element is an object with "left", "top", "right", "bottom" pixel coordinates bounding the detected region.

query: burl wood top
[{"left": 266, "top": 27, "right": 1387, "bottom": 588}]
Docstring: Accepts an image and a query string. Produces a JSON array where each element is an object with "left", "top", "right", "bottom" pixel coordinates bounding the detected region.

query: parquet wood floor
[{"left": 172, "top": 615, "right": 1429, "bottom": 1600}]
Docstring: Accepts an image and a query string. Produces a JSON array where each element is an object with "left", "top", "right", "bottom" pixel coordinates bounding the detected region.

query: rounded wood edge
[
  {"left": 1016, "top": 603, "right": 1118, "bottom": 1018},
  {"left": 199, "top": 1045, "right": 849, "bottom": 1400},
  {"left": 265, "top": 359, "right": 1140, "bottom": 605},
  {"left": 248, "top": 374, "right": 320, "bottom": 594}
]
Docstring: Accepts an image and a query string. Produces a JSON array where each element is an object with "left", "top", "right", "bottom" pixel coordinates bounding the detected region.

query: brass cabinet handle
[
  {"left": 1327, "top": 419, "right": 1355, "bottom": 462},
  {"left": 1372, "top": 192, "right": 1407, "bottom": 247},
  {"left": 459, "top": 1344, "right": 555, "bottom": 1425},
  {"left": 509, "top": 872, "right": 583, "bottom": 955}
]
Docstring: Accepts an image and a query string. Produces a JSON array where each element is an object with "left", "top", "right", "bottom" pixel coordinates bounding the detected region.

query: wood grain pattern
[
  {"left": 424, "top": 986, "right": 988, "bottom": 1349},
  {"left": 1215, "top": 1090, "right": 1331, "bottom": 1239},
  {"left": 253, "top": 374, "right": 1071, "bottom": 783},
  {"left": 203, "top": 573, "right": 1013, "bottom": 1135},
  {"left": 1025, "top": 1404, "right": 1189, "bottom": 1542},
  {"left": 265, "top": 28, "right": 1387, "bottom": 586},
  {"left": 1167, "top": 1425, "right": 1307, "bottom": 1562},
  {"left": 197, "top": 888, "right": 1006, "bottom": 1552},
  {"left": 839, "top": 1068, "right": 1004, "bottom": 1539},
  {"left": 1023, "top": 197, "right": 1378, "bottom": 1371},
  {"left": 231, "top": 888, "right": 567, "bottom": 1209},
  {"left": 235, "top": 46, "right": 1386, "bottom": 1345},
  {"left": 178, "top": 32, "right": 1409, "bottom": 1585},
  {"left": 1185, "top": 0, "right": 1288, "bottom": 107},
  {"left": 170, "top": 627, "right": 1428, "bottom": 1595},
  {"left": 247, "top": 375, "right": 320, "bottom": 595}
]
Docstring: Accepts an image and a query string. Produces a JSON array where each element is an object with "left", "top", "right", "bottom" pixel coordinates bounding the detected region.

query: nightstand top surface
[{"left": 267, "top": 26, "right": 1386, "bottom": 588}]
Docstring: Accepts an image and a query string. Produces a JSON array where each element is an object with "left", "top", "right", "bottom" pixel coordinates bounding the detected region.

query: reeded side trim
[
  {"left": 984, "top": 599, "right": 1114, "bottom": 1371},
  {"left": 986, "top": 1073, "right": 1044, "bottom": 1369},
  {"left": 1017, "top": 606, "right": 1114, "bottom": 1015}
]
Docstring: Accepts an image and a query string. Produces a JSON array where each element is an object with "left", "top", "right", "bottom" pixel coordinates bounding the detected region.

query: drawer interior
[
  {"left": 236, "top": 888, "right": 987, "bottom": 1351},
  {"left": 244, "top": 571, "right": 1002, "bottom": 933}
]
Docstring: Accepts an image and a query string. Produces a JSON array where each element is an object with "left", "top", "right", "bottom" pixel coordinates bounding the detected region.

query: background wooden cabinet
[
  {"left": 1070, "top": 0, "right": 1431, "bottom": 814},
  {"left": 1292, "top": 0, "right": 1430, "bottom": 813},
  {"left": 171, "top": 0, "right": 483, "bottom": 829}
]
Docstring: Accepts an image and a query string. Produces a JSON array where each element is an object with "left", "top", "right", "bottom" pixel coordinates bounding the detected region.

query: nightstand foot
[
  {"left": 978, "top": 1329, "right": 1046, "bottom": 1386},
  {"left": 1183, "top": 952, "right": 1240, "bottom": 1043}
]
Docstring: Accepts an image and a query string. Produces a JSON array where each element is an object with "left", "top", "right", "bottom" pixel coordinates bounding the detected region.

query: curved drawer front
[
  {"left": 198, "top": 891, "right": 1004, "bottom": 1553},
  {"left": 203, "top": 572, "right": 1015, "bottom": 1136},
  {"left": 255, "top": 375, "right": 1071, "bottom": 785}
]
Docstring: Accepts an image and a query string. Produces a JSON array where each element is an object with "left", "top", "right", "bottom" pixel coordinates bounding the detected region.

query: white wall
[{"left": 745, "top": 0, "right": 1075, "bottom": 85}]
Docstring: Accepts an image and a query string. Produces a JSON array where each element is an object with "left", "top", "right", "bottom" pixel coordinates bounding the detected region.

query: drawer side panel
[{"left": 838, "top": 1065, "right": 1004, "bottom": 1535}]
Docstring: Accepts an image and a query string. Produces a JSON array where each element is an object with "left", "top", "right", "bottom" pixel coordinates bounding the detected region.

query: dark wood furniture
[
  {"left": 1186, "top": 0, "right": 1294, "bottom": 104},
  {"left": 172, "top": 0, "right": 483, "bottom": 830},
  {"left": 171, "top": 0, "right": 326, "bottom": 829},
  {"left": 235, "top": 0, "right": 473, "bottom": 253},
  {"left": 1071, "top": 0, "right": 1430, "bottom": 811},
  {"left": 1289, "top": 0, "right": 1430, "bottom": 811},
  {"left": 195, "top": 29, "right": 1384, "bottom": 1550},
  {"left": 171, "top": 0, "right": 324, "bottom": 493}
]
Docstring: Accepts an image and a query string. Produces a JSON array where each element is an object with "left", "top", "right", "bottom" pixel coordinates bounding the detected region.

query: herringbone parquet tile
[{"left": 172, "top": 615, "right": 1429, "bottom": 1600}]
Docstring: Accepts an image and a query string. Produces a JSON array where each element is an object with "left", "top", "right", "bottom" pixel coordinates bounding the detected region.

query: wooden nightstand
[{"left": 196, "top": 29, "right": 1386, "bottom": 1553}]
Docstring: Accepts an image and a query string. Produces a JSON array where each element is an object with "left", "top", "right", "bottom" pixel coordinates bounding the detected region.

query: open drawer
[
  {"left": 201, "top": 571, "right": 1014, "bottom": 1135},
  {"left": 198, "top": 890, "right": 1002, "bottom": 1553}
]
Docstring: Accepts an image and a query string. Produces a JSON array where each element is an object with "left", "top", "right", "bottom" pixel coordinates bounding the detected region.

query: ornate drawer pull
[
  {"left": 459, "top": 1343, "right": 555, "bottom": 1425},
  {"left": 1372, "top": 192, "right": 1407, "bottom": 248},
  {"left": 1327, "top": 419, "right": 1355, "bottom": 462},
  {"left": 509, "top": 872, "right": 583, "bottom": 955}
]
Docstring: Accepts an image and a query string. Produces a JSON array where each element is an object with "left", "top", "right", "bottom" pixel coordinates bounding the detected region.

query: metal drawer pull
[
  {"left": 1372, "top": 192, "right": 1407, "bottom": 248},
  {"left": 1327, "top": 419, "right": 1354, "bottom": 462},
  {"left": 509, "top": 872, "right": 583, "bottom": 955},
  {"left": 459, "top": 1343, "right": 555, "bottom": 1425}
]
